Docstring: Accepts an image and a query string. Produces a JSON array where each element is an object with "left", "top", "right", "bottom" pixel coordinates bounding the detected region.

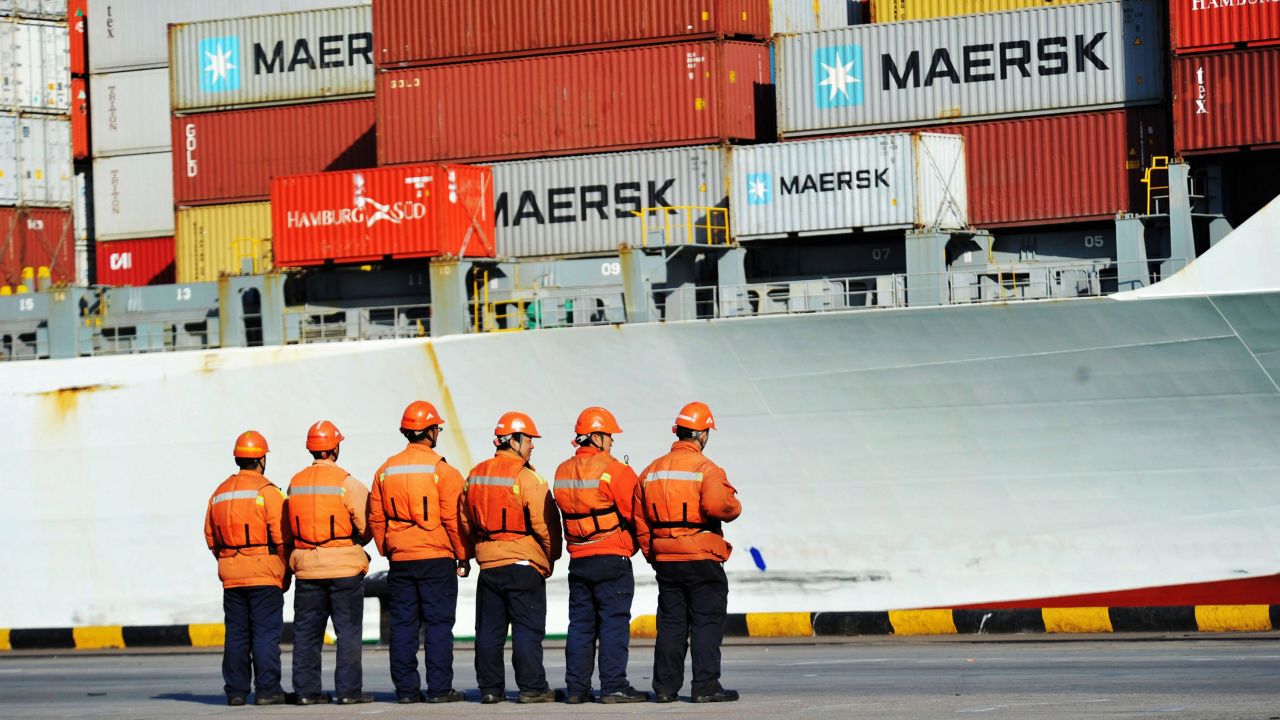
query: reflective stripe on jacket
[
  {"left": 204, "top": 469, "right": 287, "bottom": 588},
  {"left": 370, "top": 443, "right": 471, "bottom": 562},
  {"left": 634, "top": 440, "right": 742, "bottom": 563},
  {"left": 287, "top": 462, "right": 355, "bottom": 549}
]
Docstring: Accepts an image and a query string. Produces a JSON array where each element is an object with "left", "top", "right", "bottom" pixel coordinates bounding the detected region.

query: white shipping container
[
  {"left": 492, "top": 146, "right": 729, "bottom": 258},
  {"left": 0, "top": 19, "right": 70, "bottom": 114},
  {"left": 773, "top": 0, "right": 865, "bottom": 34},
  {"left": 92, "top": 152, "right": 175, "bottom": 240},
  {"left": 90, "top": 68, "right": 171, "bottom": 157},
  {"left": 0, "top": 113, "right": 72, "bottom": 206},
  {"left": 89, "top": 0, "right": 370, "bottom": 73},
  {"left": 777, "top": 0, "right": 1163, "bottom": 135},
  {"left": 170, "top": 5, "right": 373, "bottom": 112},
  {"left": 0, "top": 0, "right": 66, "bottom": 20},
  {"left": 73, "top": 165, "right": 90, "bottom": 285},
  {"left": 729, "top": 133, "right": 967, "bottom": 237}
]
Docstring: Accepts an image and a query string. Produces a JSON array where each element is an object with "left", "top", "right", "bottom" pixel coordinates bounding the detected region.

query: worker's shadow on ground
[{"left": 151, "top": 692, "right": 226, "bottom": 706}]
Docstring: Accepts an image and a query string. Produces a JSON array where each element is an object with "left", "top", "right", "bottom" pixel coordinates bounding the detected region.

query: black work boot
[
  {"left": 600, "top": 686, "right": 648, "bottom": 704},
  {"left": 336, "top": 692, "right": 374, "bottom": 705},
  {"left": 227, "top": 695, "right": 246, "bottom": 707},
  {"left": 564, "top": 689, "right": 592, "bottom": 704},
  {"left": 652, "top": 691, "right": 679, "bottom": 703},
  {"left": 692, "top": 688, "right": 740, "bottom": 703},
  {"left": 517, "top": 689, "right": 557, "bottom": 704},
  {"left": 395, "top": 691, "right": 423, "bottom": 704},
  {"left": 425, "top": 689, "right": 464, "bottom": 703},
  {"left": 480, "top": 692, "right": 504, "bottom": 704},
  {"left": 295, "top": 693, "right": 332, "bottom": 706},
  {"left": 254, "top": 692, "right": 286, "bottom": 706}
]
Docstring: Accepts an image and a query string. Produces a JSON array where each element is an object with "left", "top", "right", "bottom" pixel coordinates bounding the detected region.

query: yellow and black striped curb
[
  {"left": 4, "top": 606, "right": 1276, "bottom": 651},
  {"left": 629, "top": 605, "right": 1280, "bottom": 638}
]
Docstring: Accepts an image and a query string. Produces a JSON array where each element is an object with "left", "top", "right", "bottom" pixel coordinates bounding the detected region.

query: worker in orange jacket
[
  {"left": 633, "top": 402, "right": 742, "bottom": 704},
  {"left": 369, "top": 401, "right": 470, "bottom": 704},
  {"left": 285, "top": 420, "right": 373, "bottom": 706},
  {"left": 460, "top": 411, "right": 562, "bottom": 704},
  {"left": 203, "top": 430, "right": 288, "bottom": 707},
  {"left": 552, "top": 407, "right": 647, "bottom": 704}
]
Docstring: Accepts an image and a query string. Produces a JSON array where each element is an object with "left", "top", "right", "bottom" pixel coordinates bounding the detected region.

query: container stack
[
  {"left": 771, "top": 0, "right": 1168, "bottom": 237},
  {"left": 86, "top": 0, "right": 365, "bottom": 287},
  {"left": 1169, "top": 0, "right": 1280, "bottom": 221},
  {"left": 0, "top": 0, "right": 74, "bottom": 289},
  {"left": 363, "top": 0, "right": 772, "bottom": 261}
]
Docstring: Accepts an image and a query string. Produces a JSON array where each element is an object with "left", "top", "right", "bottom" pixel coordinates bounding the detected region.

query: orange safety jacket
[
  {"left": 635, "top": 440, "right": 741, "bottom": 563},
  {"left": 554, "top": 451, "right": 626, "bottom": 545},
  {"left": 371, "top": 444, "right": 470, "bottom": 562},
  {"left": 464, "top": 453, "right": 533, "bottom": 542},
  {"left": 287, "top": 462, "right": 356, "bottom": 550},
  {"left": 204, "top": 469, "right": 287, "bottom": 588}
]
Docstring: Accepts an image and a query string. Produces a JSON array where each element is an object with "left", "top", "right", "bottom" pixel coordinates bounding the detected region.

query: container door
[{"left": 0, "top": 115, "right": 17, "bottom": 204}]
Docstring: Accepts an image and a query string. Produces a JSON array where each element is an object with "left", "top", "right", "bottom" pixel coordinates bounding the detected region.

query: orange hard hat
[
  {"left": 575, "top": 406, "right": 622, "bottom": 435},
  {"left": 494, "top": 411, "right": 540, "bottom": 438},
  {"left": 305, "top": 420, "right": 344, "bottom": 452},
  {"left": 673, "top": 401, "right": 716, "bottom": 432},
  {"left": 401, "top": 400, "right": 444, "bottom": 431},
  {"left": 233, "top": 430, "right": 269, "bottom": 459}
]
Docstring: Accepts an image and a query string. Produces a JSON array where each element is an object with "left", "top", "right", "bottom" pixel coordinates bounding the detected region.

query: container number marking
[
  {"left": 871, "top": 247, "right": 891, "bottom": 261},
  {"left": 601, "top": 262, "right": 622, "bottom": 277},
  {"left": 176, "top": 287, "right": 192, "bottom": 302},
  {"left": 18, "top": 298, "right": 35, "bottom": 312},
  {"left": 1084, "top": 235, "right": 1105, "bottom": 248}
]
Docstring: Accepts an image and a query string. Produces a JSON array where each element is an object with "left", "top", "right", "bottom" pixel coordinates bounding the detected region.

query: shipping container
[
  {"left": 271, "top": 164, "right": 495, "bottom": 266},
  {"left": 777, "top": 0, "right": 1164, "bottom": 135},
  {"left": 92, "top": 152, "right": 175, "bottom": 240},
  {"left": 88, "top": 0, "right": 369, "bottom": 73},
  {"left": 730, "top": 133, "right": 967, "bottom": 237},
  {"left": 90, "top": 68, "right": 171, "bottom": 157},
  {"left": 68, "top": 0, "right": 84, "bottom": 74},
  {"left": 869, "top": 0, "right": 1098, "bottom": 22},
  {"left": 375, "top": 0, "right": 769, "bottom": 68},
  {"left": 492, "top": 146, "right": 729, "bottom": 258},
  {"left": 0, "top": 113, "right": 72, "bottom": 206},
  {"left": 1174, "top": 47, "right": 1280, "bottom": 154},
  {"left": 174, "top": 202, "right": 272, "bottom": 283},
  {"left": 773, "top": 0, "right": 867, "bottom": 34},
  {"left": 173, "top": 98, "right": 375, "bottom": 206},
  {"left": 0, "top": 19, "right": 70, "bottom": 114},
  {"left": 379, "top": 41, "right": 770, "bottom": 165},
  {"left": 70, "top": 77, "right": 88, "bottom": 159},
  {"left": 170, "top": 5, "right": 374, "bottom": 112},
  {"left": 876, "top": 108, "right": 1168, "bottom": 227},
  {"left": 1170, "top": 0, "right": 1280, "bottom": 54},
  {"left": 0, "top": 206, "right": 73, "bottom": 285},
  {"left": 0, "top": 0, "right": 65, "bottom": 20},
  {"left": 95, "top": 236, "right": 175, "bottom": 286}
]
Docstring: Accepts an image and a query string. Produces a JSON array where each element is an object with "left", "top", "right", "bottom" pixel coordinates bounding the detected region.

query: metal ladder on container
[{"left": 471, "top": 268, "right": 527, "bottom": 333}]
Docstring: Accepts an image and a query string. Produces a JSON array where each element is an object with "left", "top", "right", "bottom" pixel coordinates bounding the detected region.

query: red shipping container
[
  {"left": 1170, "top": 0, "right": 1280, "bottom": 54},
  {"left": 69, "top": 0, "right": 87, "bottom": 76},
  {"left": 271, "top": 164, "right": 496, "bottom": 266},
  {"left": 95, "top": 237, "right": 176, "bottom": 286},
  {"left": 71, "top": 77, "right": 89, "bottom": 160},
  {"left": 1174, "top": 47, "right": 1280, "bottom": 155},
  {"left": 172, "top": 99, "right": 376, "bottom": 206},
  {"left": 374, "top": 0, "right": 770, "bottom": 68},
  {"left": 378, "top": 41, "right": 770, "bottom": 164},
  {"left": 0, "top": 208, "right": 75, "bottom": 286},
  {"left": 853, "top": 109, "right": 1168, "bottom": 227}
]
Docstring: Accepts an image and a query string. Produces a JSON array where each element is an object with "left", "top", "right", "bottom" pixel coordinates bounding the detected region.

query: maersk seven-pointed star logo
[
  {"left": 814, "top": 44, "right": 863, "bottom": 109},
  {"left": 199, "top": 36, "right": 241, "bottom": 93},
  {"left": 746, "top": 173, "right": 772, "bottom": 205}
]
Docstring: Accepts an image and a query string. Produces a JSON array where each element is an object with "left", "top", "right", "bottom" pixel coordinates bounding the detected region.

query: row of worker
[{"left": 203, "top": 401, "right": 742, "bottom": 706}]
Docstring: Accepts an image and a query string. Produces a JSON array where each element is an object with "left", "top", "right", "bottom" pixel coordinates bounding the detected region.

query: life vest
[
  {"left": 641, "top": 456, "right": 721, "bottom": 539},
  {"left": 466, "top": 454, "right": 532, "bottom": 541},
  {"left": 376, "top": 456, "right": 442, "bottom": 533},
  {"left": 209, "top": 473, "right": 277, "bottom": 556},
  {"left": 287, "top": 463, "right": 355, "bottom": 549},
  {"left": 554, "top": 452, "right": 624, "bottom": 545}
]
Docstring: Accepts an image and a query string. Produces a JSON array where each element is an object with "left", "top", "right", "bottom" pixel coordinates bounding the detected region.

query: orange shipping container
[
  {"left": 1170, "top": 0, "right": 1280, "bottom": 54},
  {"left": 0, "top": 207, "right": 74, "bottom": 286},
  {"left": 271, "top": 164, "right": 496, "bottom": 267},
  {"left": 374, "top": 0, "right": 770, "bottom": 67},
  {"left": 377, "top": 41, "right": 771, "bottom": 164},
  {"left": 71, "top": 77, "right": 89, "bottom": 159},
  {"left": 1174, "top": 47, "right": 1280, "bottom": 154}
]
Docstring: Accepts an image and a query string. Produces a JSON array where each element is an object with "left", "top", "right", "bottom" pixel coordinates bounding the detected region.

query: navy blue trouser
[
  {"left": 388, "top": 557, "right": 458, "bottom": 700},
  {"left": 222, "top": 585, "right": 284, "bottom": 699},
  {"left": 564, "top": 555, "right": 635, "bottom": 695},
  {"left": 652, "top": 560, "right": 728, "bottom": 697},
  {"left": 474, "top": 564, "right": 548, "bottom": 695},
  {"left": 292, "top": 574, "right": 365, "bottom": 698}
]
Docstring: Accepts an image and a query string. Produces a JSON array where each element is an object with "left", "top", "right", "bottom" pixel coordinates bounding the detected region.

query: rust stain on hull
[
  {"left": 423, "top": 342, "right": 473, "bottom": 471},
  {"left": 33, "top": 384, "right": 122, "bottom": 423}
]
